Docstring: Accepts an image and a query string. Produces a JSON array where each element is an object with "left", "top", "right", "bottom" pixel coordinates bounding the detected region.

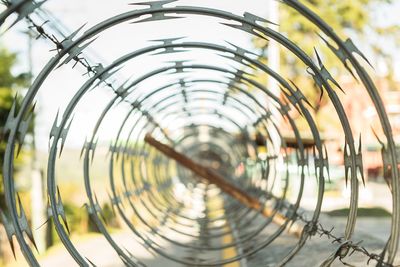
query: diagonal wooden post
[{"left": 144, "top": 133, "right": 302, "bottom": 236}]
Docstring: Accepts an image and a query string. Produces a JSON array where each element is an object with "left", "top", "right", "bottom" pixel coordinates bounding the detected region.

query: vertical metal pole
[
  {"left": 26, "top": 28, "right": 46, "bottom": 252},
  {"left": 267, "top": 0, "right": 280, "bottom": 93},
  {"left": 266, "top": 0, "right": 282, "bottom": 197}
]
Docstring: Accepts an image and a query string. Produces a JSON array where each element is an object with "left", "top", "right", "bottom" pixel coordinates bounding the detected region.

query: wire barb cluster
[{"left": 0, "top": 0, "right": 399, "bottom": 266}]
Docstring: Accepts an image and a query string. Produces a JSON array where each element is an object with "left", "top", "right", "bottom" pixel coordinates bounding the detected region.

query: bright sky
[
  {"left": 1, "top": 0, "right": 399, "bottom": 151},
  {"left": 0, "top": 0, "right": 272, "bottom": 151}
]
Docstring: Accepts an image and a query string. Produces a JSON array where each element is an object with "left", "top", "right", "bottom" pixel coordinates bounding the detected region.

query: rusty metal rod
[{"left": 144, "top": 133, "right": 302, "bottom": 236}]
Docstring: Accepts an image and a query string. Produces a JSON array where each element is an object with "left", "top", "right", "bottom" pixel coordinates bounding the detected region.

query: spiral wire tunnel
[{"left": 0, "top": 0, "right": 399, "bottom": 266}]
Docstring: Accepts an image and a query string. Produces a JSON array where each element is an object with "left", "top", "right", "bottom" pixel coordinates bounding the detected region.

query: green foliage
[
  {"left": 63, "top": 201, "right": 89, "bottom": 234},
  {"left": 327, "top": 207, "right": 391, "bottom": 217},
  {"left": 0, "top": 47, "right": 30, "bottom": 200},
  {"left": 101, "top": 203, "right": 119, "bottom": 228},
  {"left": 254, "top": 0, "right": 391, "bottom": 72},
  {"left": 0, "top": 47, "right": 30, "bottom": 141},
  {"left": 0, "top": 49, "right": 28, "bottom": 88},
  {"left": 252, "top": 0, "right": 398, "bottom": 132},
  {"left": 0, "top": 49, "right": 21, "bottom": 134}
]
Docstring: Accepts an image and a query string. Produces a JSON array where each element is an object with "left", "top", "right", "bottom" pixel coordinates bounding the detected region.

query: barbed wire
[
  {"left": 287, "top": 203, "right": 394, "bottom": 266},
  {"left": 0, "top": 0, "right": 399, "bottom": 266}
]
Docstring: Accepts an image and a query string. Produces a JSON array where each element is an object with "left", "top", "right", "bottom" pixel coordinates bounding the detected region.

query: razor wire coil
[{"left": 0, "top": 0, "right": 399, "bottom": 266}]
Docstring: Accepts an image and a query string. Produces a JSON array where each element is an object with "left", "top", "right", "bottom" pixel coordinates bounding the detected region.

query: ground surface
[{"left": 5, "top": 216, "right": 397, "bottom": 267}]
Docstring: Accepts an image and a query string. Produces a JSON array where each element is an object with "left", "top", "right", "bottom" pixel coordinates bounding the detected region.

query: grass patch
[{"left": 326, "top": 207, "right": 391, "bottom": 217}]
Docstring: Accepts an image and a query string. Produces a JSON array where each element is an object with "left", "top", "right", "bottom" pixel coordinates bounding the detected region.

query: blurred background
[{"left": 0, "top": 0, "right": 400, "bottom": 266}]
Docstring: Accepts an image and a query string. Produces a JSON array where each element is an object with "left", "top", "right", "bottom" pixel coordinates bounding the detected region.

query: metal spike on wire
[{"left": 0, "top": 0, "right": 398, "bottom": 266}]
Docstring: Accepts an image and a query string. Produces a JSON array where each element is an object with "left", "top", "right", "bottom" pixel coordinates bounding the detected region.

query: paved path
[{"left": 6, "top": 217, "right": 398, "bottom": 267}]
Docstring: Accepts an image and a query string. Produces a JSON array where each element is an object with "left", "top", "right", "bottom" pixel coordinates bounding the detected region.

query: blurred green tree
[
  {"left": 252, "top": 0, "right": 399, "bottom": 126},
  {"left": 0, "top": 47, "right": 30, "bottom": 203}
]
